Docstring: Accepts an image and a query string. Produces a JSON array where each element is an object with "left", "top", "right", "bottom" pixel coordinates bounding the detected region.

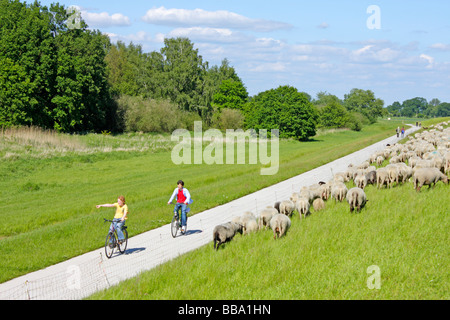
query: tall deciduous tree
[
  {"left": 344, "top": 88, "right": 384, "bottom": 123},
  {"left": 244, "top": 85, "right": 318, "bottom": 140}
]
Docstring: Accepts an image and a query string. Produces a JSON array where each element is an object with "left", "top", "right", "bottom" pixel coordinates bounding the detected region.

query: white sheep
[
  {"left": 413, "top": 167, "right": 449, "bottom": 192},
  {"left": 312, "top": 198, "right": 325, "bottom": 211},
  {"left": 295, "top": 197, "right": 310, "bottom": 219},
  {"left": 376, "top": 155, "right": 385, "bottom": 166},
  {"left": 239, "top": 211, "right": 258, "bottom": 235},
  {"left": 331, "top": 182, "right": 348, "bottom": 202},
  {"left": 258, "top": 207, "right": 278, "bottom": 230},
  {"left": 279, "top": 199, "right": 295, "bottom": 216},
  {"left": 346, "top": 187, "right": 368, "bottom": 213},
  {"left": 269, "top": 214, "right": 291, "bottom": 239},
  {"left": 354, "top": 174, "right": 367, "bottom": 190}
]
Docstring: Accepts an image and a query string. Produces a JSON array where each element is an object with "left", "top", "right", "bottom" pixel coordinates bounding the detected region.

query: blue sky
[{"left": 37, "top": 0, "right": 450, "bottom": 106}]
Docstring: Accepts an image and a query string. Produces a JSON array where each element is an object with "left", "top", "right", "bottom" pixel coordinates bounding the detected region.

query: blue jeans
[
  {"left": 110, "top": 218, "right": 125, "bottom": 241},
  {"left": 174, "top": 203, "right": 187, "bottom": 227}
]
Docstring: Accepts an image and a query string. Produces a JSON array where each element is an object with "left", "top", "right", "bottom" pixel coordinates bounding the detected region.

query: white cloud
[
  {"left": 141, "top": 6, "right": 292, "bottom": 32},
  {"left": 317, "top": 22, "right": 329, "bottom": 29},
  {"left": 80, "top": 9, "right": 131, "bottom": 28},
  {"left": 167, "top": 27, "right": 251, "bottom": 43},
  {"left": 249, "top": 62, "right": 288, "bottom": 72},
  {"left": 429, "top": 43, "right": 450, "bottom": 51},
  {"left": 350, "top": 44, "right": 402, "bottom": 63},
  {"left": 420, "top": 54, "right": 435, "bottom": 68},
  {"left": 106, "top": 31, "right": 153, "bottom": 43}
]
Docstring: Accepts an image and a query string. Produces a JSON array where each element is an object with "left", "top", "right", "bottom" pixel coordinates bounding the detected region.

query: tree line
[{"left": 1, "top": 1, "right": 448, "bottom": 141}]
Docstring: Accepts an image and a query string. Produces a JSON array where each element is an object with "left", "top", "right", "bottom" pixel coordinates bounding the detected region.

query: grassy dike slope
[
  {"left": 0, "top": 118, "right": 444, "bottom": 283},
  {"left": 88, "top": 119, "right": 449, "bottom": 300},
  {"left": 89, "top": 180, "right": 449, "bottom": 299}
]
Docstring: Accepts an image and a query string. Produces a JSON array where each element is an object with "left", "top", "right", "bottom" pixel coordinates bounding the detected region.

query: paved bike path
[{"left": 0, "top": 125, "right": 419, "bottom": 299}]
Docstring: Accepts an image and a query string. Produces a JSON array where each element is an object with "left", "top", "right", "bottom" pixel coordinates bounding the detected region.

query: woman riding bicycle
[
  {"left": 96, "top": 195, "right": 128, "bottom": 243},
  {"left": 167, "top": 180, "right": 193, "bottom": 234}
]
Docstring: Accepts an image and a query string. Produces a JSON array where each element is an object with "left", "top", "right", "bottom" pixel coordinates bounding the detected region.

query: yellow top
[{"left": 113, "top": 203, "right": 128, "bottom": 220}]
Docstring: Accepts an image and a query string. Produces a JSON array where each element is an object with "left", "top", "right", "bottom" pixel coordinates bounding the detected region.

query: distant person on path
[
  {"left": 396, "top": 127, "right": 400, "bottom": 138},
  {"left": 96, "top": 195, "right": 128, "bottom": 243},
  {"left": 168, "top": 180, "right": 193, "bottom": 233},
  {"left": 401, "top": 127, "right": 405, "bottom": 138}
]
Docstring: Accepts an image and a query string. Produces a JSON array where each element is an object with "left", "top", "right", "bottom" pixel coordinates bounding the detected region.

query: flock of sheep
[{"left": 213, "top": 122, "right": 450, "bottom": 250}]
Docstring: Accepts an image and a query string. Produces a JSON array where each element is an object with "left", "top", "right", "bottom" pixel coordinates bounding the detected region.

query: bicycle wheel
[
  {"left": 105, "top": 232, "right": 115, "bottom": 259},
  {"left": 117, "top": 228, "right": 128, "bottom": 254},
  {"left": 171, "top": 215, "right": 179, "bottom": 238}
]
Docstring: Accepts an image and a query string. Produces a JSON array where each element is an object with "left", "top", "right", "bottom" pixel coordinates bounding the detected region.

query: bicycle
[
  {"left": 169, "top": 203, "right": 189, "bottom": 238},
  {"left": 104, "top": 218, "right": 128, "bottom": 258}
]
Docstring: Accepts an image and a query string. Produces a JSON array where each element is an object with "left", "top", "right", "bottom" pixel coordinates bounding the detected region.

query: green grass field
[
  {"left": 1, "top": 117, "right": 447, "bottom": 285},
  {"left": 88, "top": 180, "right": 449, "bottom": 299}
]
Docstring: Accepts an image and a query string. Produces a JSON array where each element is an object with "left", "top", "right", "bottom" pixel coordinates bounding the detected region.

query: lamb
[
  {"left": 295, "top": 197, "right": 310, "bottom": 219},
  {"left": 213, "top": 222, "right": 243, "bottom": 250},
  {"left": 269, "top": 214, "right": 291, "bottom": 239},
  {"left": 413, "top": 167, "right": 449, "bottom": 192},
  {"left": 279, "top": 199, "right": 295, "bottom": 216},
  {"left": 312, "top": 198, "right": 325, "bottom": 211},
  {"left": 330, "top": 182, "right": 347, "bottom": 202},
  {"left": 346, "top": 187, "right": 368, "bottom": 213},
  {"left": 258, "top": 207, "right": 277, "bottom": 230}
]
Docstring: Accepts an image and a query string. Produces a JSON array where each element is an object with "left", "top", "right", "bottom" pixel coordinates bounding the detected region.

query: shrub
[
  {"left": 210, "top": 108, "right": 245, "bottom": 130},
  {"left": 117, "top": 95, "right": 203, "bottom": 133}
]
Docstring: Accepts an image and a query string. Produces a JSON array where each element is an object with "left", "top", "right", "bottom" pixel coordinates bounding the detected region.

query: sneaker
[{"left": 181, "top": 227, "right": 186, "bottom": 233}]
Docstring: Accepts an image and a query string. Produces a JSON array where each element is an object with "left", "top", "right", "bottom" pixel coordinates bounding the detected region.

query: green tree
[
  {"left": 0, "top": 0, "right": 116, "bottom": 132},
  {"left": 432, "top": 102, "right": 450, "bottom": 117},
  {"left": 386, "top": 101, "right": 402, "bottom": 117},
  {"left": 160, "top": 37, "right": 208, "bottom": 114},
  {"left": 344, "top": 88, "right": 384, "bottom": 123},
  {"left": 212, "top": 79, "right": 248, "bottom": 110},
  {"left": 244, "top": 85, "right": 318, "bottom": 140},
  {"left": 400, "top": 97, "right": 428, "bottom": 117},
  {"left": 318, "top": 101, "right": 349, "bottom": 128}
]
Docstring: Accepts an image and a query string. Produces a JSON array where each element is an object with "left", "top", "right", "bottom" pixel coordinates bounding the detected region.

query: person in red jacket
[{"left": 168, "top": 180, "right": 192, "bottom": 233}]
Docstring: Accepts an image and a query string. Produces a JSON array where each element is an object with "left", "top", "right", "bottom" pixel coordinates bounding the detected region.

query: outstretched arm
[{"left": 96, "top": 204, "right": 115, "bottom": 208}]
